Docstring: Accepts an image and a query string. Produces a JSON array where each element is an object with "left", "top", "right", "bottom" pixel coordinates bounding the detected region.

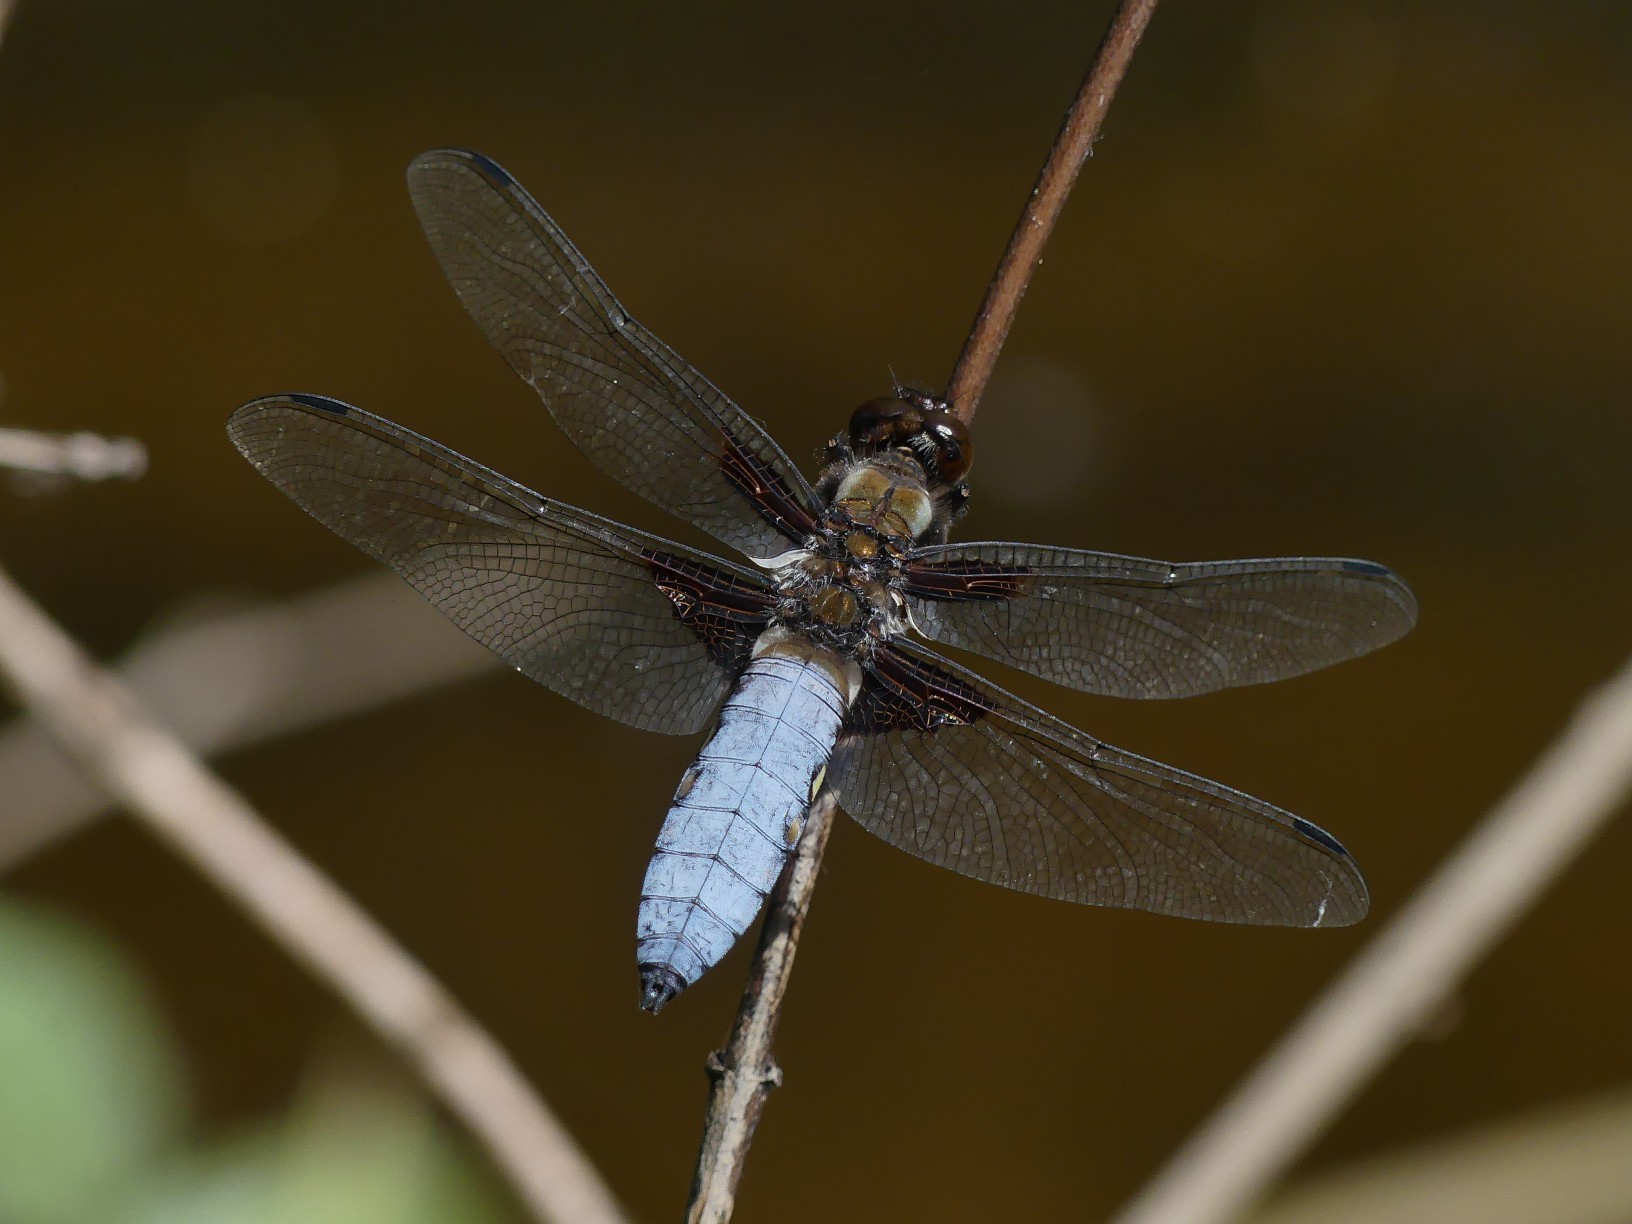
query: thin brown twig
[
  {"left": 0, "top": 558, "right": 629, "bottom": 1224},
  {"left": 1112, "top": 648, "right": 1632, "bottom": 1224},
  {"left": 685, "top": 792, "right": 837, "bottom": 1223},
  {"left": 682, "top": 3, "right": 1161, "bottom": 1217},
  {"left": 945, "top": 0, "right": 1161, "bottom": 423}
]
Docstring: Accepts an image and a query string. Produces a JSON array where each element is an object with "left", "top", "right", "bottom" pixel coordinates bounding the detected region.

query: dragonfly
[{"left": 229, "top": 149, "right": 1417, "bottom": 1014}]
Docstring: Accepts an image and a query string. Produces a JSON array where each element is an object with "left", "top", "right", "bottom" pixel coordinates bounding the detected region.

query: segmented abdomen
[{"left": 637, "top": 648, "right": 847, "bottom": 1011}]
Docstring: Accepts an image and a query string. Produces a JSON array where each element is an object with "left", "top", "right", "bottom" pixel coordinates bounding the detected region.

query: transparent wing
[
  {"left": 903, "top": 543, "right": 1417, "bottom": 699},
  {"left": 829, "top": 639, "right": 1367, "bottom": 926},
  {"left": 406, "top": 148, "right": 823, "bottom": 559},
  {"left": 228, "top": 394, "right": 774, "bottom": 735}
]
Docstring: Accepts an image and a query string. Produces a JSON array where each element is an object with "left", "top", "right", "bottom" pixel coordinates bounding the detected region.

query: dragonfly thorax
[
  {"left": 770, "top": 543, "right": 907, "bottom": 653},
  {"left": 764, "top": 473, "right": 926, "bottom": 652},
  {"left": 830, "top": 457, "right": 935, "bottom": 544}
]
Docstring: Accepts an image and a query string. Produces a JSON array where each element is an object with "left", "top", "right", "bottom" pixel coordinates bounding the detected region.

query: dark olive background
[{"left": 2, "top": 1, "right": 1631, "bottom": 1220}]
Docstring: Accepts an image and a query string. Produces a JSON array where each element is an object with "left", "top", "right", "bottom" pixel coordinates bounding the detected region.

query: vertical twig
[
  {"left": 0, "top": 559, "right": 630, "bottom": 1224},
  {"left": 682, "top": 3, "right": 1161, "bottom": 1218},
  {"left": 946, "top": 0, "right": 1161, "bottom": 423},
  {"left": 685, "top": 793, "right": 837, "bottom": 1224},
  {"left": 1112, "top": 649, "right": 1632, "bottom": 1224}
]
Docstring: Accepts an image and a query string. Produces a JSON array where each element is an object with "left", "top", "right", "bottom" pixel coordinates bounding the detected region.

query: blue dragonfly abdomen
[{"left": 636, "top": 633, "right": 858, "bottom": 1012}]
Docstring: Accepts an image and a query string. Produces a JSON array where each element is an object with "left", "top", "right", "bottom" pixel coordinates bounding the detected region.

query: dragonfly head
[{"left": 845, "top": 391, "right": 973, "bottom": 488}]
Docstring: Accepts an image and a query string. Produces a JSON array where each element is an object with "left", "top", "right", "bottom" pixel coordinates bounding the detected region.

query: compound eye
[
  {"left": 922, "top": 410, "right": 973, "bottom": 482},
  {"left": 849, "top": 397, "right": 916, "bottom": 451}
]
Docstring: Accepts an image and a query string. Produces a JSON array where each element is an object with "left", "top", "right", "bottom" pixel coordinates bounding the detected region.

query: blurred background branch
[
  {"left": 0, "top": 426, "right": 148, "bottom": 482},
  {"left": 0, "top": 557, "right": 626, "bottom": 1224},
  {"left": 0, "top": 574, "right": 493, "bottom": 872},
  {"left": 1251, "top": 1085, "right": 1632, "bottom": 1224},
  {"left": 1114, "top": 648, "right": 1632, "bottom": 1224}
]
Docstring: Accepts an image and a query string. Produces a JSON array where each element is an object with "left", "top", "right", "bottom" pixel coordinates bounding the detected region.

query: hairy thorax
[{"left": 765, "top": 454, "right": 930, "bottom": 656}]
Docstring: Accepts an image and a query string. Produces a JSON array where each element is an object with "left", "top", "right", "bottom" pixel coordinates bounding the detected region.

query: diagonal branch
[
  {"left": 0, "top": 573, "right": 494, "bottom": 873},
  {"left": 685, "top": 792, "right": 838, "bottom": 1224},
  {"left": 1254, "top": 1086, "right": 1632, "bottom": 1224},
  {"left": 0, "top": 558, "right": 629, "bottom": 1224},
  {"left": 1111, "top": 648, "right": 1632, "bottom": 1224},
  {"left": 946, "top": 0, "right": 1161, "bottom": 423},
  {"left": 683, "top": 3, "right": 1162, "bottom": 1219}
]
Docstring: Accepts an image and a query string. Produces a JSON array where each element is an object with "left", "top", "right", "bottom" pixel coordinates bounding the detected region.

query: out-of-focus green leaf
[
  {"left": 0, "top": 896, "right": 186, "bottom": 1223},
  {"left": 0, "top": 900, "right": 509, "bottom": 1224},
  {"left": 114, "top": 1072, "right": 512, "bottom": 1224}
]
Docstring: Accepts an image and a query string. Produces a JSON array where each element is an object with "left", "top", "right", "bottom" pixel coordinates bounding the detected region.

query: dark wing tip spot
[
  {"left": 1293, "top": 816, "right": 1352, "bottom": 859},
  {"left": 459, "top": 149, "right": 517, "bottom": 187},
  {"left": 1337, "top": 558, "right": 1420, "bottom": 630},
  {"left": 286, "top": 392, "right": 348, "bottom": 417},
  {"left": 407, "top": 148, "right": 516, "bottom": 193}
]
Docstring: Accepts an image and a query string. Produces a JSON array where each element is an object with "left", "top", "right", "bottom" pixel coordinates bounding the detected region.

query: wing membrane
[
  {"left": 406, "top": 149, "right": 822, "bottom": 559},
  {"left": 829, "top": 639, "right": 1367, "bottom": 926},
  {"left": 905, "top": 543, "right": 1417, "bottom": 699},
  {"left": 228, "top": 394, "right": 773, "bottom": 734}
]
